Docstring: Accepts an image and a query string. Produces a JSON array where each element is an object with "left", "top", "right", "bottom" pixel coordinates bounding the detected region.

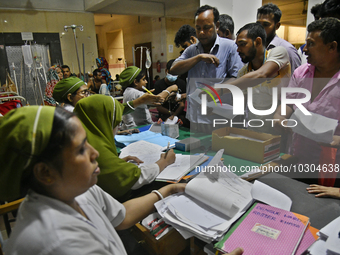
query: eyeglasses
[{"left": 78, "top": 89, "right": 90, "bottom": 96}]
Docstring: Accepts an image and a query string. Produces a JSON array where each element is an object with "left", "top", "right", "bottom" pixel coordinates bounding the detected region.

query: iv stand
[
  {"left": 133, "top": 46, "right": 152, "bottom": 88},
  {"left": 64, "top": 24, "right": 84, "bottom": 80}
]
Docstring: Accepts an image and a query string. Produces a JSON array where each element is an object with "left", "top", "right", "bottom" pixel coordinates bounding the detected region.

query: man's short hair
[
  {"left": 319, "top": 0, "right": 340, "bottom": 19},
  {"left": 93, "top": 69, "right": 100, "bottom": 77},
  {"left": 166, "top": 59, "right": 176, "bottom": 71},
  {"left": 311, "top": 3, "right": 322, "bottom": 20},
  {"left": 237, "top": 23, "right": 267, "bottom": 46},
  {"left": 61, "top": 65, "right": 70, "bottom": 70},
  {"left": 194, "top": 5, "right": 219, "bottom": 24},
  {"left": 174, "top": 25, "right": 196, "bottom": 47},
  {"left": 307, "top": 17, "right": 340, "bottom": 53},
  {"left": 257, "top": 3, "right": 282, "bottom": 24},
  {"left": 219, "top": 14, "right": 234, "bottom": 35}
]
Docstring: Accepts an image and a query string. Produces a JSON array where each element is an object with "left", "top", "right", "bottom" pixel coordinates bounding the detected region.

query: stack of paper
[
  {"left": 154, "top": 152, "right": 294, "bottom": 243},
  {"left": 155, "top": 170, "right": 254, "bottom": 243},
  {"left": 307, "top": 216, "right": 340, "bottom": 255},
  {"left": 156, "top": 154, "right": 209, "bottom": 182}
]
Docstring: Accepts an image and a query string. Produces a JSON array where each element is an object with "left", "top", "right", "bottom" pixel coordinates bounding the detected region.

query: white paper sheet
[
  {"left": 119, "top": 140, "right": 163, "bottom": 159},
  {"left": 287, "top": 109, "right": 338, "bottom": 143},
  {"left": 156, "top": 155, "right": 207, "bottom": 182},
  {"left": 251, "top": 180, "right": 292, "bottom": 211}
]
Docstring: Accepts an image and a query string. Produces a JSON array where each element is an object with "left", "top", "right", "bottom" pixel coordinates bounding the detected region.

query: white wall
[
  {"left": 306, "top": 0, "right": 323, "bottom": 27},
  {"left": 200, "top": 0, "right": 262, "bottom": 34}
]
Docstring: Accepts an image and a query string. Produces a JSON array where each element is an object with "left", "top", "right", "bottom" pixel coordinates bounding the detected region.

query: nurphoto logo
[{"left": 199, "top": 83, "right": 312, "bottom": 128}]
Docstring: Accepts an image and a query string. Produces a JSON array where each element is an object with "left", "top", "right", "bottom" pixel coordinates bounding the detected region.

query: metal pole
[
  {"left": 82, "top": 43, "right": 85, "bottom": 81},
  {"left": 140, "top": 47, "right": 143, "bottom": 69},
  {"left": 72, "top": 28, "right": 82, "bottom": 78},
  {"left": 132, "top": 47, "right": 135, "bottom": 66}
]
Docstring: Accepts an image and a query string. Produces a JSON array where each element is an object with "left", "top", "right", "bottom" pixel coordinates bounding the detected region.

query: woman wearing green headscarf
[
  {"left": 0, "top": 105, "right": 186, "bottom": 254},
  {"left": 120, "top": 66, "right": 178, "bottom": 129},
  {"left": 53, "top": 76, "right": 90, "bottom": 111},
  {"left": 74, "top": 94, "right": 176, "bottom": 201}
]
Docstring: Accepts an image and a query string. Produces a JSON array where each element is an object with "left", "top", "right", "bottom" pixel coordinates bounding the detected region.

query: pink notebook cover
[
  {"left": 295, "top": 227, "right": 318, "bottom": 255},
  {"left": 222, "top": 203, "right": 309, "bottom": 255}
]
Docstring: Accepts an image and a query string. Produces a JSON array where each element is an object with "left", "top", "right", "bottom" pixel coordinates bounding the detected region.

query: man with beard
[
  {"left": 256, "top": 3, "right": 300, "bottom": 73},
  {"left": 88, "top": 69, "right": 110, "bottom": 95},
  {"left": 216, "top": 23, "right": 290, "bottom": 135}
]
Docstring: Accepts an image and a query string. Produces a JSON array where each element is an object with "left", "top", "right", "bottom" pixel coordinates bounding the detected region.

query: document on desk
[
  {"left": 155, "top": 170, "right": 254, "bottom": 242},
  {"left": 156, "top": 154, "right": 209, "bottom": 182},
  {"left": 155, "top": 165, "right": 294, "bottom": 242},
  {"left": 287, "top": 109, "right": 338, "bottom": 144},
  {"left": 251, "top": 180, "right": 292, "bottom": 211},
  {"left": 119, "top": 140, "right": 163, "bottom": 166},
  {"left": 307, "top": 216, "right": 340, "bottom": 255},
  {"left": 119, "top": 140, "right": 164, "bottom": 159}
]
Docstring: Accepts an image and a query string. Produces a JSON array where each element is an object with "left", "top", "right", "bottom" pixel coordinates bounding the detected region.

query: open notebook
[
  {"left": 156, "top": 154, "right": 209, "bottom": 183},
  {"left": 119, "top": 141, "right": 209, "bottom": 183}
]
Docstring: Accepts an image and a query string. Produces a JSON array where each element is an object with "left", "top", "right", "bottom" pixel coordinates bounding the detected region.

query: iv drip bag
[{"left": 22, "top": 45, "right": 33, "bottom": 68}]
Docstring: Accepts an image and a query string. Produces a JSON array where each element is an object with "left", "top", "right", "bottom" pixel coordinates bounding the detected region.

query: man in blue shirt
[{"left": 170, "top": 5, "right": 243, "bottom": 132}]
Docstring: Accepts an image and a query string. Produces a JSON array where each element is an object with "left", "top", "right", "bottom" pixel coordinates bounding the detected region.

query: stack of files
[
  {"left": 215, "top": 202, "right": 316, "bottom": 255},
  {"left": 154, "top": 152, "right": 294, "bottom": 243},
  {"left": 115, "top": 130, "right": 178, "bottom": 149},
  {"left": 155, "top": 154, "right": 209, "bottom": 183},
  {"left": 307, "top": 216, "right": 340, "bottom": 255},
  {"left": 155, "top": 170, "right": 254, "bottom": 243}
]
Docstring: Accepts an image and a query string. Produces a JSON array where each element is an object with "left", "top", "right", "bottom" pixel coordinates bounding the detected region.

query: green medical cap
[
  {"left": 119, "top": 66, "right": 141, "bottom": 88},
  {"left": 0, "top": 106, "right": 55, "bottom": 201},
  {"left": 53, "top": 77, "right": 85, "bottom": 103}
]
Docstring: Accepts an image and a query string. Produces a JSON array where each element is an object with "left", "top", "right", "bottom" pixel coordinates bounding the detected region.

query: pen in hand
[
  {"left": 164, "top": 141, "right": 170, "bottom": 159},
  {"left": 142, "top": 86, "right": 154, "bottom": 95}
]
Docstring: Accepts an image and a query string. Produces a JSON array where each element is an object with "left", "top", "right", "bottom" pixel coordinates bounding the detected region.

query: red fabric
[
  {"left": 318, "top": 146, "right": 338, "bottom": 187},
  {"left": 0, "top": 100, "right": 22, "bottom": 115}
]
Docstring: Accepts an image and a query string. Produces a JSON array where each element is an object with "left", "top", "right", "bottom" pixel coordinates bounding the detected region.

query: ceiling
[
  {"left": 92, "top": 0, "right": 200, "bottom": 25},
  {"left": 93, "top": 0, "right": 307, "bottom": 27},
  {"left": 0, "top": 0, "right": 308, "bottom": 27}
]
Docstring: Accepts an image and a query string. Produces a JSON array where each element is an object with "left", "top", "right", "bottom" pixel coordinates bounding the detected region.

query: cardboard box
[
  {"left": 212, "top": 127, "right": 281, "bottom": 163},
  {"left": 131, "top": 223, "right": 189, "bottom": 255}
]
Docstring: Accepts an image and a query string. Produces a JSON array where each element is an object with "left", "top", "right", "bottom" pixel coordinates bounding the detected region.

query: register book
[{"left": 216, "top": 203, "right": 311, "bottom": 255}]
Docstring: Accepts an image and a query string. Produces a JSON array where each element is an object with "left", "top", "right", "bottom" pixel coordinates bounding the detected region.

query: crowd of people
[{"left": 1, "top": 0, "right": 340, "bottom": 254}]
